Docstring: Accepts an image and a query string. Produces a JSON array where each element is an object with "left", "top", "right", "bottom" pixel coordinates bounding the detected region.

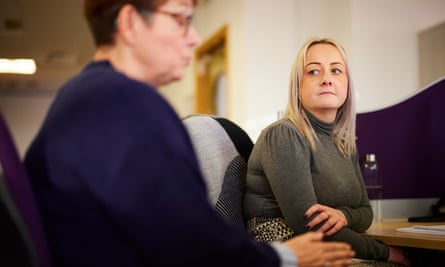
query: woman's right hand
[
  {"left": 305, "top": 204, "right": 348, "bottom": 236},
  {"left": 283, "top": 231, "right": 355, "bottom": 267}
]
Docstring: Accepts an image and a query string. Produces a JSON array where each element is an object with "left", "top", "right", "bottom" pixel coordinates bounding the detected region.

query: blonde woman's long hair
[{"left": 284, "top": 37, "right": 356, "bottom": 158}]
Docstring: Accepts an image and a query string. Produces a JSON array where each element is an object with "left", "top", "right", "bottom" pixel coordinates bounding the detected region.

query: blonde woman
[{"left": 244, "top": 38, "right": 410, "bottom": 266}]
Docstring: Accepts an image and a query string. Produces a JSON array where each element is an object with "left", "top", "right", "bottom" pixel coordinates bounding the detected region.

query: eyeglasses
[{"left": 155, "top": 10, "right": 193, "bottom": 37}]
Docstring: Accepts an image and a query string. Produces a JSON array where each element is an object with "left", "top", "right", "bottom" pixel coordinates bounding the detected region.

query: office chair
[
  {"left": 0, "top": 111, "right": 52, "bottom": 267},
  {"left": 183, "top": 114, "right": 253, "bottom": 228}
]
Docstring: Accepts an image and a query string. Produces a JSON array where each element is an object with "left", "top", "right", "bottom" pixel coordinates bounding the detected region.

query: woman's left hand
[{"left": 305, "top": 204, "right": 348, "bottom": 236}]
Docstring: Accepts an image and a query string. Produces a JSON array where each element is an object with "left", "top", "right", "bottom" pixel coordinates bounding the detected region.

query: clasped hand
[{"left": 305, "top": 204, "right": 348, "bottom": 236}]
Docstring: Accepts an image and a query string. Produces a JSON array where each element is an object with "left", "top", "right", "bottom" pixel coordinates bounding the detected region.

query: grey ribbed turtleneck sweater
[{"left": 244, "top": 112, "right": 389, "bottom": 260}]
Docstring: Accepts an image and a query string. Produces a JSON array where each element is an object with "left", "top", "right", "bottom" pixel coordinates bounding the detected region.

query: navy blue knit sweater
[{"left": 25, "top": 61, "right": 279, "bottom": 267}]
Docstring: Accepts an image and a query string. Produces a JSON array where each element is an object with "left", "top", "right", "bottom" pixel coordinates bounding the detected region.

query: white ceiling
[{"left": 0, "top": 0, "right": 95, "bottom": 95}]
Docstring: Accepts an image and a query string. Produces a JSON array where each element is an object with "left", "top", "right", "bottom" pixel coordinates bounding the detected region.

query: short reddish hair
[{"left": 83, "top": 0, "right": 197, "bottom": 46}]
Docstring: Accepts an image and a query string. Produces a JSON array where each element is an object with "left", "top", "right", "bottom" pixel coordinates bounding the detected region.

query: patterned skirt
[
  {"left": 246, "top": 216, "right": 295, "bottom": 242},
  {"left": 246, "top": 216, "right": 406, "bottom": 267}
]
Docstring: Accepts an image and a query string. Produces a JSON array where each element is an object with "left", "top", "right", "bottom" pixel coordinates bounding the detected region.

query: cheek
[
  {"left": 300, "top": 86, "right": 315, "bottom": 105},
  {"left": 338, "top": 83, "right": 349, "bottom": 103},
  {"left": 153, "top": 33, "right": 183, "bottom": 59},
  {"left": 336, "top": 77, "right": 348, "bottom": 93},
  {"left": 300, "top": 79, "right": 315, "bottom": 94},
  {"left": 164, "top": 43, "right": 186, "bottom": 69},
  {"left": 169, "top": 38, "right": 186, "bottom": 53}
]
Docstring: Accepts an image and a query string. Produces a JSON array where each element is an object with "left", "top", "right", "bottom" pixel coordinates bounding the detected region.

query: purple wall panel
[{"left": 356, "top": 78, "right": 445, "bottom": 199}]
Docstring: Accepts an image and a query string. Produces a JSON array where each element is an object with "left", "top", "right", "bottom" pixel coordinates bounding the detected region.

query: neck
[
  {"left": 93, "top": 46, "right": 159, "bottom": 88},
  {"left": 309, "top": 110, "right": 337, "bottom": 123},
  {"left": 93, "top": 45, "right": 114, "bottom": 61}
]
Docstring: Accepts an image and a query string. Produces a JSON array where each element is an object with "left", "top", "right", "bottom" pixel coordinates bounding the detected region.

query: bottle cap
[{"left": 366, "top": 153, "right": 376, "bottom": 162}]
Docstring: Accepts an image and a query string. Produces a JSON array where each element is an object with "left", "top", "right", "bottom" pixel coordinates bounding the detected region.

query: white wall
[
  {"left": 243, "top": 0, "right": 352, "bottom": 141},
  {"left": 161, "top": 0, "right": 246, "bottom": 124},
  {"left": 184, "top": 0, "right": 445, "bottom": 141},
  {"left": 242, "top": 0, "right": 301, "bottom": 140},
  {"left": 0, "top": 94, "right": 54, "bottom": 156},
  {"left": 350, "top": 0, "right": 445, "bottom": 113},
  {"left": 2, "top": 0, "right": 445, "bottom": 156}
]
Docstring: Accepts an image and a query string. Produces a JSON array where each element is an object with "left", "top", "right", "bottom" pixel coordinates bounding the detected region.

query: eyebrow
[{"left": 305, "top": 62, "right": 345, "bottom": 68}]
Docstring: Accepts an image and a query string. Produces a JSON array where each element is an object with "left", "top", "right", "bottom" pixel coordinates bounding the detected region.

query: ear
[{"left": 115, "top": 4, "right": 143, "bottom": 45}]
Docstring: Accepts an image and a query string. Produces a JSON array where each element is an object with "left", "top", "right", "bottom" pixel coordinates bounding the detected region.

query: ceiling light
[{"left": 0, "top": 58, "right": 36, "bottom": 75}]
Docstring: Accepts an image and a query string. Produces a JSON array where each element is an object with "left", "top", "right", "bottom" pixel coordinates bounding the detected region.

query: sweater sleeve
[
  {"left": 337, "top": 152, "right": 373, "bottom": 233},
  {"left": 258, "top": 122, "right": 318, "bottom": 234}
]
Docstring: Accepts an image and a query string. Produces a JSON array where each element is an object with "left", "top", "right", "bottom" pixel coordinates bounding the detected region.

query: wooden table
[{"left": 364, "top": 220, "right": 445, "bottom": 251}]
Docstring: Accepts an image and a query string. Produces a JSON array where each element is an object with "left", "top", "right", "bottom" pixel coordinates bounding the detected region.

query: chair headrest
[
  {"left": 183, "top": 115, "right": 238, "bottom": 204},
  {"left": 213, "top": 117, "right": 253, "bottom": 161}
]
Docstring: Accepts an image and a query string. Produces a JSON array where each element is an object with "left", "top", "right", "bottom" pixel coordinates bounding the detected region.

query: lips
[{"left": 319, "top": 91, "right": 335, "bottom": 95}]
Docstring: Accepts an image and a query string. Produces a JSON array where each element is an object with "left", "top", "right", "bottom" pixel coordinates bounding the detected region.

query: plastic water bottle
[{"left": 362, "top": 153, "right": 382, "bottom": 222}]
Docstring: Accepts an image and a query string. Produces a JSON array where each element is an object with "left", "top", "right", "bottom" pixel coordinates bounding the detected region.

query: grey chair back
[{"left": 183, "top": 114, "right": 253, "bottom": 229}]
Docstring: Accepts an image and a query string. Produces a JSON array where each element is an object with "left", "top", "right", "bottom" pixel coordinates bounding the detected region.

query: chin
[
  {"left": 156, "top": 71, "right": 183, "bottom": 86},
  {"left": 172, "top": 70, "right": 186, "bottom": 81}
]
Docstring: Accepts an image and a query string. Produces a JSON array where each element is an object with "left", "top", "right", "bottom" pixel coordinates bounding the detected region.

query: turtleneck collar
[{"left": 304, "top": 110, "right": 335, "bottom": 136}]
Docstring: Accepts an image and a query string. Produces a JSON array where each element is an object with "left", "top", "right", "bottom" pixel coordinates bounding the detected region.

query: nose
[
  {"left": 321, "top": 72, "right": 333, "bottom": 86},
  {"left": 187, "top": 26, "right": 201, "bottom": 47},
  {"left": 321, "top": 79, "right": 332, "bottom": 86}
]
